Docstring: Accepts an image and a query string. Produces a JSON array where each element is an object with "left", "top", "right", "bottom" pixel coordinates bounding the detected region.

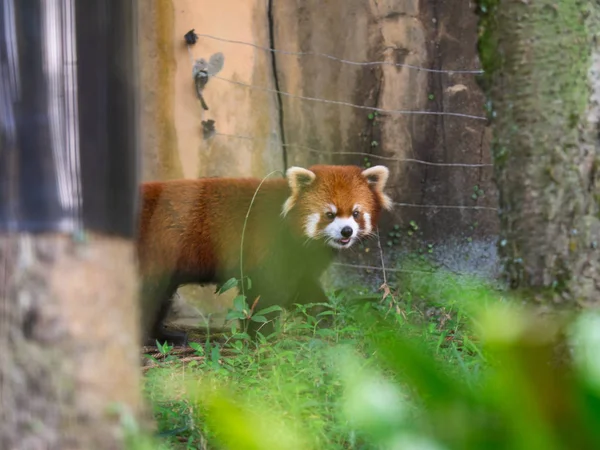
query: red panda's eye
[
  {"left": 352, "top": 210, "right": 360, "bottom": 218},
  {"left": 325, "top": 212, "right": 335, "bottom": 220}
]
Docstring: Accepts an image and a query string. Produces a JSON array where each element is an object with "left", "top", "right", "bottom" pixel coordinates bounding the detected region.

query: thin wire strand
[
  {"left": 300, "top": 149, "right": 494, "bottom": 168},
  {"left": 375, "top": 228, "right": 388, "bottom": 286},
  {"left": 334, "top": 262, "right": 489, "bottom": 280},
  {"left": 193, "top": 32, "right": 484, "bottom": 75},
  {"left": 393, "top": 202, "right": 497, "bottom": 211},
  {"left": 333, "top": 262, "right": 434, "bottom": 274},
  {"left": 211, "top": 74, "right": 488, "bottom": 121},
  {"left": 206, "top": 135, "right": 496, "bottom": 211},
  {"left": 212, "top": 132, "right": 493, "bottom": 168},
  {"left": 239, "top": 170, "right": 285, "bottom": 299}
]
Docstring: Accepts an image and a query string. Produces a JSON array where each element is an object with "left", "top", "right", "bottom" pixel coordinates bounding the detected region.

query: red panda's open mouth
[{"left": 338, "top": 238, "right": 351, "bottom": 246}]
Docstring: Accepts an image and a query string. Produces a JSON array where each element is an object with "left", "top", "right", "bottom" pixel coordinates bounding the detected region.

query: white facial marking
[
  {"left": 327, "top": 204, "right": 337, "bottom": 214},
  {"left": 363, "top": 212, "right": 372, "bottom": 234},
  {"left": 281, "top": 196, "right": 295, "bottom": 217},
  {"left": 304, "top": 213, "right": 321, "bottom": 238},
  {"left": 324, "top": 216, "right": 360, "bottom": 249}
]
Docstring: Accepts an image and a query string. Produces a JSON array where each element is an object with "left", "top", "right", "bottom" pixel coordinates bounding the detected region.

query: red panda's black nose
[{"left": 341, "top": 226, "right": 353, "bottom": 238}]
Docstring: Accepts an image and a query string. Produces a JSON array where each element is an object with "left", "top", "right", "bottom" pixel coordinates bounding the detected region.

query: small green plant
[
  {"left": 218, "top": 276, "right": 283, "bottom": 337},
  {"left": 156, "top": 340, "right": 173, "bottom": 355},
  {"left": 471, "top": 185, "right": 485, "bottom": 200},
  {"left": 407, "top": 220, "right": 419, "bottom": 237},
  {"left": 387, "top": 224, "right": 402, "bottom": 247}
]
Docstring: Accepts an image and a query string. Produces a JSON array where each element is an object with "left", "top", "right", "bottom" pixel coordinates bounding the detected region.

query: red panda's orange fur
[{"left": 136, "top": 165, "right": 392, "bottom": 345}]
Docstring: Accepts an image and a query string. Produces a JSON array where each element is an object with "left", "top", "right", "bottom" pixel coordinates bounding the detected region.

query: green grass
[{"left": 139, "top": 268, "right": 600, "bottom": 450}]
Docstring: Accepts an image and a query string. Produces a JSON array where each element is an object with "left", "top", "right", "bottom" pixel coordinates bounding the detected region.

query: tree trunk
[
  {"left": 477, "top": 0, "right": 600, "bottom": 307},
  {"left": 0, "top": 233, "right": 144, "bottom": 449}
]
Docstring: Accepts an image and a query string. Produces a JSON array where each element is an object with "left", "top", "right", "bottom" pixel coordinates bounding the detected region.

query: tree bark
[
  {"left": 0, "top": 233, "right": 144, "bottom": 449},
  {"left": 477, "top": 0, "right": 600, "bottom": 306}
]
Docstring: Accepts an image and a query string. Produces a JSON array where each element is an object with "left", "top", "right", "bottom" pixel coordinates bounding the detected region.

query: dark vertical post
[
  {"left": 0, "top": 1, "right": 147, "bottom": 448},
  {"left": 0, "top": 1, "right": 139, "bottom": 236}
]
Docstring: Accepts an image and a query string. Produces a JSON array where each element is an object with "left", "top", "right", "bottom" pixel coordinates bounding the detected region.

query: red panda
[{"left": 136, "top": 164, "right": 392, "bottom": 346}]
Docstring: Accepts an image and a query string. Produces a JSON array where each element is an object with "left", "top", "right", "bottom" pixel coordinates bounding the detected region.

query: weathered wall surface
[
  {"left": 171, "top": 0, "right": 283, "bottom": 179},
  {"left": 271, "top": 0, "right": 497, "bottom": 238},
  {"left": 418, "top": 0, "right": 497, "bottom": 243},
  {"left": 138, "top": 1, "right": 182, "bottom": 181},
  {"left": 137, "top": 0, "right": 284, "bottom": 321},
  {"left": 138, "top": 0, "right": 283, "bottom": 182},
  {"left": 271, "top": 0, "right": 498, "bottom": 274},
  {"left": 136, "top": 0, "right": 499, "bottom": 324}
]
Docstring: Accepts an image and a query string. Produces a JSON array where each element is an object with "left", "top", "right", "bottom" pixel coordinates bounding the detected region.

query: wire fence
[
  {"left": 193, "top": 32, "right": 485, "bottom": 75},
  {"left": 183, "top": 29, "right": 499, "bottom": 285},
  {"left": 210, "top": 74, "right": 488, "bottom": 121},
  {"left": 213, "top": 132, "right": 494, "bottom": 168}
]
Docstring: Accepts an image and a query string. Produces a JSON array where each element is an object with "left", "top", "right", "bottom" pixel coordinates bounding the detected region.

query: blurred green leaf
[{"left": 218, "top": 277, "right": 239, "bottom": 294}]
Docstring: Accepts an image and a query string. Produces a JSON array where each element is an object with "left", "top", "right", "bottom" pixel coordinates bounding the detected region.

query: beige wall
[
  {"left": 139, "top": 0, "right": 284, "bottom": 183},
  {"left": 172, "top": 0, "right": 283, "bottom": 179}
]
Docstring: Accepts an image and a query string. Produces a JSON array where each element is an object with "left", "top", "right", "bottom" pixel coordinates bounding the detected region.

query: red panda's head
[{"left": 281, "top": 164, "right": 393, "bottom": 249}]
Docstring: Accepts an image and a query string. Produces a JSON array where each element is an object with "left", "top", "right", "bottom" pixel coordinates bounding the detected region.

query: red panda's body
[{"left": 137, "top": 165, "right": 392, "bottom": 345}]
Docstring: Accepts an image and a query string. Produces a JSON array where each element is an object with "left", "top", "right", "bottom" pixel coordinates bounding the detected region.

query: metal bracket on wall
[
  {"left": 192, "top": 52, "right": 225, "bottom": 111},
  {"left": 202, "top": 120, "right": 216, "bottom": 140},
  {"left": 184, "top": 29, "right": 224, "bottom": 140}
]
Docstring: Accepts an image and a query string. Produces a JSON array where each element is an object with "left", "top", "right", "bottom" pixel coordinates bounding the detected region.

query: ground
[
  {"left": 138, "top": 258, "right": 600, "bottom": 450},
  {"left": 139, "top": 264, "right": 490, "bottom": 449}
]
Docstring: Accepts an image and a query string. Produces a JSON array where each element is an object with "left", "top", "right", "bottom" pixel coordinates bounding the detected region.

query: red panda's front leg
[
  {"left": 149, "top": 300, "right": 189, "bottom": 348},
  {"left": 243, "top": 288, "right": 282, "bottom": 340},
  {"left": 140, "top": 279, "right": 188, "bottom": 347},
  {"left": 294, "top": 276, "right": 334, "bottom": 329},
  {"left": 243, "top": 278, "right": 333, "bottom": 340}
]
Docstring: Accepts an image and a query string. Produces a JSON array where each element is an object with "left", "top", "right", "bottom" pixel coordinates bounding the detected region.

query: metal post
[{"left": 0, "top": 0, "right": 139, "bottom": 237}]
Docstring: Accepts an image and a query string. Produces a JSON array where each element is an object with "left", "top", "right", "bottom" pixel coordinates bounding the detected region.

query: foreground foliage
[{"left": 138, "top": 269, "right": 600, "bottom": 450}]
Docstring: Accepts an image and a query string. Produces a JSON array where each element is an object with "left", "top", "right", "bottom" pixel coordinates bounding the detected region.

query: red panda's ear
[
  {"left": 361, "top": 165, "right": 393, "bottom": 211},
  {"left": 286, "top": 166, "right": 316, "bottom": 192},
  {"left": 281, "top": 166, "right": 316, "bottom": 217}
]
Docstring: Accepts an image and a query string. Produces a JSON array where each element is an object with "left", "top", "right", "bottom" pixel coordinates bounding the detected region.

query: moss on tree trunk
[{"left": 476, "top": 0, "right": 600, "bottom": 307}]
